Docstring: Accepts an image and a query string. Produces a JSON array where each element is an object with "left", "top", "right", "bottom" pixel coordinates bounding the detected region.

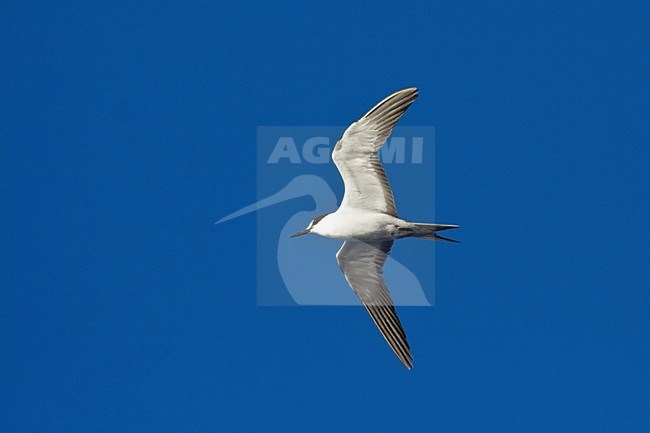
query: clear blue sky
[{"left": 2, "top": 1, "right": 649, "bottom": 432}]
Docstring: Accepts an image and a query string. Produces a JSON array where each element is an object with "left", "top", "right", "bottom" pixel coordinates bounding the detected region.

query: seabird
[{"left": 292, "top": 87, "right": 459, "bottom": 369}]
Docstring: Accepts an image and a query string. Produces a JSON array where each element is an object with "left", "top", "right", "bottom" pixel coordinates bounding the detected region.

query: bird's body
[
  {"left": 310, "top": 209, "right": 458, "bottom": 241},
  {"left": 309, "top": 208, "right": 408, "bottom": 241},
  {"left": 292, "top": 87, "right": 459, "bottom": 369}
]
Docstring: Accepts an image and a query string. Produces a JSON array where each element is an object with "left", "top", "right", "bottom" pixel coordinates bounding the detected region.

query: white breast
[{"left": 312, "top": 209, "right": 406, "bottom": 241}]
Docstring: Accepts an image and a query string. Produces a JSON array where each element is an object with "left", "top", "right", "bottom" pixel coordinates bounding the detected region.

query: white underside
[{"left": 310, "top": 207, "right": 411, "bottom": 241}]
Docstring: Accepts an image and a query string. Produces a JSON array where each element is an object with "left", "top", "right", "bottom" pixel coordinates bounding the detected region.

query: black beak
[{"left": 290, "top": 229, "right": 310, "bottom": 238}]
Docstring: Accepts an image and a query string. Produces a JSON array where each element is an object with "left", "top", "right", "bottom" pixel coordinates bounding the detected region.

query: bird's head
[{"left": 291, "top": 213, "right": 330, "bottom": 238}]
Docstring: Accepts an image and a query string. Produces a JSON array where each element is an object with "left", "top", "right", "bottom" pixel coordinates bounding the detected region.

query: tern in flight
[{"left": 292, "top": 87, "right": 459, "bottom": 369}]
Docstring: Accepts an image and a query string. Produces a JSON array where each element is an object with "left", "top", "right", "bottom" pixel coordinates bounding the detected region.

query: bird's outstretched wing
[
  {"left": 332, "top": 88, "right": 419, "bottom": 216},
  {"left": 336, "top": 239, "right": 413, "bottom": 369}
]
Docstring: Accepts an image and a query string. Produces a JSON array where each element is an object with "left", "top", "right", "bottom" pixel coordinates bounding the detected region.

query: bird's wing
[
  {"left": 336, "top": 239, "right": 413, "bottom": 369},
  {"left": 332, "top": 88, "right": 419, "bottom": 216}
]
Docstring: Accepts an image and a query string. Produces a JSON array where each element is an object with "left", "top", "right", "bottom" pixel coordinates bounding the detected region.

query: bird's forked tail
[{"left": 411, "top": 223, "right": 460, "bottom": 243}]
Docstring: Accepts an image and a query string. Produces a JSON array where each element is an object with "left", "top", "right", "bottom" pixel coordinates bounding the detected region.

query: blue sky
[{"left": 2, "top": 1, "right": 649, "bottom": 432}]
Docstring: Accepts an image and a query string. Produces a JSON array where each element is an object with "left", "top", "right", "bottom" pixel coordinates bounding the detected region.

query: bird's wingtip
[
  {"left": 402, "top": 356, "right": 414, "bottom": 370},
  {"left": 402, "top": 87, "right": 418, "bottom": 95}
]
